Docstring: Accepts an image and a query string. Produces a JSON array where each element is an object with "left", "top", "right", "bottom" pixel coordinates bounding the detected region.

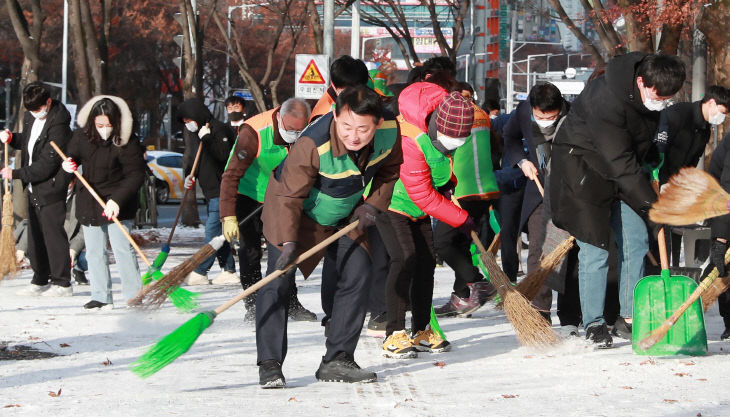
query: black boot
[
  {"left": 315, "top": 352, "right": 377, "bottom": 383},
  {"left": 258, "top": 360, "right": 285, "bottom": 388},
  {"left": 611, "top": 316, "right": 632, "bottom": 340},
  {"left": 73, "top": 269, "right": 89, "bottom": 285},
  {"left": 586, "top": 323, "right": 613, "bottom": 348},
  {"left": 288, "top": 282, "right": 317, "bottom": 322}
]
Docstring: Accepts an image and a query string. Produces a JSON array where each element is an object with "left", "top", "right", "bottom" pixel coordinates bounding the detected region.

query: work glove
[
  {"left": 222, "top": 216, "right": 240, "bottom": 243},
  {"left": 351, "top": 203, "right": 379, "bottom": 230},
  {"left": 197, "top": 123, "right": 211, "bottom": 140},
  {"left": 437, "top": 181, "right": 455, "bottom": 200},
  {"left": 0, "top": 129, "right": 11, "bottom": 144},
  {"left": 184, "top": 175, "right": 195, "bottom": 190},
  {"left": 103, "top": 199, "right": 119, "bottom": 220},
  {"left": 458, "top": 216, "right": 478, "bottom": 238},
  {"left": 711, "top": 239, "right": 729, "bottom": 277},
  {"left": 274, "top": 242, "right": 297, "bottom": 274},
  {"left": 62, "top": 157, "right": 77, "bottom": 173}
]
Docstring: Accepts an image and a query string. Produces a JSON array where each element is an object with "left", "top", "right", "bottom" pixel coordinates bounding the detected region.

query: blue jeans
[
  {"left": 576, "top": 201, "right": 648, "bottom": 329},
  {"left": 82, "top": 220, "right": 142, "bottom": 304},
  {"left": 194, "top": 197, "right": 235, "bottom": 275}
]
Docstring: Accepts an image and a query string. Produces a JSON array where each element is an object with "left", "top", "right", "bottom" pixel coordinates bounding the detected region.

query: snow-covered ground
[{"left": 1, "top": 228, "right": 730, "bottom": 416}]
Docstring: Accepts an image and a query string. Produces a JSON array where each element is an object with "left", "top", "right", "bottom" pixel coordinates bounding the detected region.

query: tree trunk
[
  {"left": 618, "top": 0, "right": 654, "bottom": 52},
  {"left": 307, "top": 0, "right": 323, "bottom": 54},
  {"left": 699, "top": 1, "right": 730, "bottom": 87},
  {"left": 69, "top": 0, "right": 93, "bottom": 104},
  {"left": 5, "top": 0, "right": 44, "bottom": 125},
  {"left": 657, "top": 24, "right": 681, "bottom": 55},
  {"left": 79, "top": 0, "right": 104, "bottom": 94}
]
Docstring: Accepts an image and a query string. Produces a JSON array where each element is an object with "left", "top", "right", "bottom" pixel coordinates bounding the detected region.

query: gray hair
[{"left": 280, "top": 98, "right": 311, "bottom": 120}]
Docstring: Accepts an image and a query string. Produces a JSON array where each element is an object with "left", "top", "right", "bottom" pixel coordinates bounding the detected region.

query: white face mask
[
  {"left": 535, "top": 119, "right": 556, "bottom": 128},
  {"left": 489, "top": 114, "right": 497, "bottom": 120},
  {"left": 278, "top": 126, "right": 300, "bottom": 144},
  {"left": 185, "top": 121, "right": 199, "bottom": 132},
  {"left": 643, "top": 97, "right": 668, "bottom": 112},
  {"left": 709, "top": 104, "right": 726, "bottom": 125},
  {"left": 437, "top": 133, "right": 467, "bottom": 151},
  {"left": 30, "top": 106, "right": 48, "bottom": 119},
  {"left": 97, "top": 126, "right": 113, "bottom": 140}
]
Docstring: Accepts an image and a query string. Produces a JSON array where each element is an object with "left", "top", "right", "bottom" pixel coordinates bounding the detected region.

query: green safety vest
[
  {"left": 224, "top": 108, "right": 288, "bottom": 203},
  {"left": 453, "top": 106, "right": 499, "bottom": 199},
  {"left": 302, "top": 113, "right": 398, "bottom": 226},
  {"left": 389, "top": 116, "right": 453, "bottom": 220}
]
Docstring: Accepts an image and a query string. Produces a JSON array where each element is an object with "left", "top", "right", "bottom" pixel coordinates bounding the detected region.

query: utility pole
[
  {"left": 473, "top": 0, "right": 486, "bottom": 100},
  {"left": 323, "top": 0, "right": 335, "bottom": 61},
  {"left": 506, "top": 12, "right": 516, "bottom": 112},
  {"left": 350, "top": 0, "right": 360, "bottom": 58}
]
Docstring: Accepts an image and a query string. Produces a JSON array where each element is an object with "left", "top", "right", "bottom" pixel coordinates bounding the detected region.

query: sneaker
[
  {"left": 73, "top": 269, "right": 89, "bottom": 285},
  {"left": 40, "top": 284, "right": 73, "bottom": 297},
  {"left": 560, "top": 325, "right": 579, "bottom": 338},
  {"left": 288, "top": 297, "right": 317, "bottom": 322},
  {"left": 84, "top": 300, "right": 113, "bottom": 310},
  {"left": 434, "top": 293, "right": 480, "bottom": 317},
  {"left": 611, "top": 316, "right": 632, "bottom": 340},
  {"left": 468, "top": 281, "right": 497, "bottom": 305},
  {"left": 16, "top": 284, "right": 50, "bottom": 296},
  {"left": 258, "top": 360, "right": 286, "bottom": 388},
  {"left": 411, "top": 328, "right": 451, "bottom": 353},
  {"left": 382, "top": 330, "right": 418, "bottom": 359},
  {"left": 721, "top": 328, "right": 730, "bottom": 340},
  {"left": 184, "top": 271, "right": 209, "bottom": 286},
  {"left": 211, "top": 270, "right": 239, "bottom": 285},
  {"left": 315, "top": 352, "right": 377, "bottom": 383},
  {"left": 586, "top": 323, "right": 613, "bottom": 349},
  {"left": 366, "top": 312, "right": 387, "bottom": 337}
]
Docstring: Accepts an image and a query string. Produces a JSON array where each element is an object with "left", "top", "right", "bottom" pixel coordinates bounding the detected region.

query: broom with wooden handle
[
  {"left": 130, "top": 220, "right": 359, "bottom": 378},
  {"left": 451, "top": 196, "right": 559, "bottom": 347},
  {"left": 50, "top": 141, "right": 199, "bottom": 311},
  {"left": 649, "top": 167, "right": 730, "bottom": 225},
  {"left": 0, "top": 141, "right": 18, "bottom": 280}
]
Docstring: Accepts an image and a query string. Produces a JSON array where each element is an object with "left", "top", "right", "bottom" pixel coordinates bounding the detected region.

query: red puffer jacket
[{"left": 397, "top": 82, "right": 468, "bottom": 227}]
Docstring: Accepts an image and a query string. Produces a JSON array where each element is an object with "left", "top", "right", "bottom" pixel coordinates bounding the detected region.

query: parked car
[{"left": 145, "top": 150, "right": 204, "bottom": 203}]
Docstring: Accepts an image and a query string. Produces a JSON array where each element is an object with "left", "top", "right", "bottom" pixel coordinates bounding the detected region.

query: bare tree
[
  {"left": 68, "top": 0, "right": 112, "bottom": 104},
  {"left": 5, "top": 0, "right": 44, "bottom": 118},
  {"left": 357, "top": 1, "right": 421, "bottom": 68},
  {"left": 421, "top": 0, "right": 470, "bottom": 64}
]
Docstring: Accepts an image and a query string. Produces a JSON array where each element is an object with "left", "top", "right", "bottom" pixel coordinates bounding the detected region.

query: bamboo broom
[
  {"left": 0, "top": 142, "right": 18, "bottom": 280},
  {"left": 451, "top": 197, "right": 559, "bottom": 347},
  {"left": 130, "top": 220, "right": 359, "bottom": 378},
  {"left": 50, "top": 141, "right": 199, "bottom": 311},
  {"left": 649, "top": 167, "right": 730, "bottom": 225},
  {"left": 515, "top": 236, "right": 575, "bottom": 301}
]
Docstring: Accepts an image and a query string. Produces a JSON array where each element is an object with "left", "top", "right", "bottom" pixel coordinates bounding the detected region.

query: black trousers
[
  {"left": 367, "top": 218, "right": 388, "bottom": 316},
  {"left": 27, "top": 196, "right": 70, "bottom": 287},
  {"left": 433, "top": 200, "right": 490, "bottom": 298},
  {"left": 256, "top": 235, "right": 371, "bottom": 364},
  {"left": 235, "top": 194, "right": 263, "bottom": 289},
  {"left": 379, "top": 212, "right": 435, "bottom": 335},
  {"left": 497, "top": 188, "right": 525, "bottom": 282},
  {"left": 557, "top": 248, "right": 582, "bottom": 327}
]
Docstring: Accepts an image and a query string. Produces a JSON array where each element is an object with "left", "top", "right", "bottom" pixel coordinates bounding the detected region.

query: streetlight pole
[
  {"left": 350, "top": 0, "right": 360, "bottom": 58},
  {"left": 323, "top": 0, "right": 335, "bottom": 61},
  {"left": 62, "top": 0, "right": 68, "bottom": 104}
]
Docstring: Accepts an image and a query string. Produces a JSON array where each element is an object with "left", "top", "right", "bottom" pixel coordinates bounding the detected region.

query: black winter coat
[
  {"left": 66, "top": 129, "right": 146, "bottom": 226},
  {"left": 503, "top": 99, "right": 569, "bottom": 231},
  {"left": 657, "top": 101, "right": 711, "bottom": 183},
  {"left": 9, "top": 100, "right": 73, "bottom": 207},
  {"left": 707, "top": 132, "right": 730, "bottom": 239},
  {"left": 550, "top": 52, "right": 660, "bottom": 248},
  {"left": 176, "top": 99, "right": 235, "bottom": 200}
]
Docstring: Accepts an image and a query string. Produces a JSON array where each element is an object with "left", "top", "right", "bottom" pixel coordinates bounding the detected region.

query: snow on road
[{"left": 1, "top": 228, "right": 730, "bottom": 416}]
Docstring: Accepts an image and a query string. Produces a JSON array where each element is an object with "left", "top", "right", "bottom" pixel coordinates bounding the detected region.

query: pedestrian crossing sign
[{"left": 299, "top": 60, "right": 325, "bottom": 84}]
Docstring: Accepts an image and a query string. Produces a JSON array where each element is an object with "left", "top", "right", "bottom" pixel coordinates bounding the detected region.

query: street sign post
[{"left": 295, "top": 54, "right": 330, "bottom": 100}]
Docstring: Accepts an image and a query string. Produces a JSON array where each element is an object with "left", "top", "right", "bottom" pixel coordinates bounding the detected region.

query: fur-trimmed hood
[{"left": 77, "top": 95, "right": 133, "bottom": 146}]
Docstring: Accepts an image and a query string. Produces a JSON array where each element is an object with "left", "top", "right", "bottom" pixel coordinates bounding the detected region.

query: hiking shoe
[
  {"left": 434, "top": 293, "right": 480, "bottom": 317},
  {"left": 40, "top": 284, "right": 73, "bottom": 297},
  {"left": 586, "top": 323, "right": 613, "bottom": 349},
  {"left": 211, "top": 270, "right": 239, "bottom": 285},
  {"left": 468, "top": 281, "right": 497, "bottom": 305},
  {"left": 411, "top": 328, "right": 451, "bottom": 353},
  {"left": 288, "top": 297, "right": 317, "bottom": 322},
  {"left": 722, "top": 328, "right": 730, "bottom": 340},
  {"left": 185, "top": 271, "right": 209, "bottom": 286},
  {"left": 258, "top": 360, "right": 286, "bottom": 388},
  {"left": 73, "top": 269, "right": 89, "bottom": 285},
  {"left": 16, "top": 284, "right": 50, "bottom": 296},
  {"left": 84, "top": 300, "right": 113, "bottom": 310},
  {"left": 382, "top": 330, "right": 417, "bottom": 359},
  {"left": 611, "top": 316, "right": 632, "bottom": 340},
  {"left": 315, "top": 352, "right": 377, "bottom": 383},
  {"left": 366, "top": 312, "right": 387, "bottom": 337}
]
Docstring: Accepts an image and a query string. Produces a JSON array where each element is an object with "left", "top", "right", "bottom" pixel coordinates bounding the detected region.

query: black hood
[
  {"left": 176, "top": 98, "right": 212, "bottom": 126},
  {"left": 605, "top": 52, "right": 653, "bottom": 115}
]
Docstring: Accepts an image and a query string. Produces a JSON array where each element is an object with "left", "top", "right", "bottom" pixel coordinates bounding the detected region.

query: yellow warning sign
[{"left": 299, "top": 60, "right": 325, "bottom": 84}]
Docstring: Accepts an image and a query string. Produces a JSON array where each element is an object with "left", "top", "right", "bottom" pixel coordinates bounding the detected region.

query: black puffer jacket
[
  {"left": 657, "top": 101, "right": 711, "bottom": 183},
  {"left": 550, "top": 52, "right": 660, "bottom": 248},
  {"left": 66, "top": 96, "right": 146, "bottom": 226},
  {"left": 707, "top": 131, "right": 730, "bottom": 239},
  {"left": 176, "top": 99, "right": 235, "bottom": 199}
]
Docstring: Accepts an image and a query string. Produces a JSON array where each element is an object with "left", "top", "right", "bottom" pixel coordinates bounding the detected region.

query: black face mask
[{"left": 228, "top": 111, "right": 244, "bottom": 122}]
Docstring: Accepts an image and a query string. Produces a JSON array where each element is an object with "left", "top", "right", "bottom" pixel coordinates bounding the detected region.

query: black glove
[
  {"left": 458, "top": 216, "right": 477, "bottom": 237},
  {"left": 437, "top": 181, "right": 456, "bottom": 200},
  {"left": 274, "top": 242, "right": 297, "bottom": 273},
  {"left": 711, "top": 240, "right": 729, "bottom": 277},
  {"left": 352, "top": 203, "right": 379, "bottom": 230}
]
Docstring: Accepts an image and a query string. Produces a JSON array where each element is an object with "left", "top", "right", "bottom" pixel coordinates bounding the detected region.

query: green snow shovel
[{"left": 633, "top": 171, "right": 707, "bottom": 355}]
